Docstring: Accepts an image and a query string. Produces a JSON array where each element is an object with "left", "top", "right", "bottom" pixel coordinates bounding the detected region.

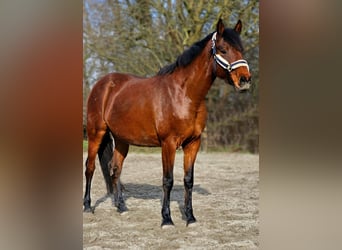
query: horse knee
[
  {"left": 184, "top": 176, "right": 193, "bottom": 190},
  {"left": 184, "top": 169, "right": 194, "bottom": 189},
  {"left": 163, "top": 176, "right": 173, "bottom": 190}
]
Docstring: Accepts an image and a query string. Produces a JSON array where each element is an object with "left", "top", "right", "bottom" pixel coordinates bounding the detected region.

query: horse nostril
[
  {"left": 239, "top": 76, "right": 252, "bottom": 91},
  {"left": 240, "top": 76, "right": 251, "bottom": 83}
]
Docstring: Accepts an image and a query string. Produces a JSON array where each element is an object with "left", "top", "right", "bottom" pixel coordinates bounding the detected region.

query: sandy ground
[{"left": 83, "top": 151, "right": 259, "bottom": 249}]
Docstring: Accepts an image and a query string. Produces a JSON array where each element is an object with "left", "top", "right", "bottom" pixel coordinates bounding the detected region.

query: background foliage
[{"left": 83, "top": 0, "right": 259, "bottom": 153}]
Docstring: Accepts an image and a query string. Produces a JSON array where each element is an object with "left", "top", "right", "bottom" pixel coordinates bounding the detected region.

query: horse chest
[
  {"left": 168, "top": 88, "right": 192, "bottom": 119},
  {"left": 157, "top": 104, "right": 205, "bottom": 143}
]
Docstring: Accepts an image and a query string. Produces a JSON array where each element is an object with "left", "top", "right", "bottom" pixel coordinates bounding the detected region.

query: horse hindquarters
[
  {"left": 84, "top": 76, "right": 118, "bottom": 212},
  {"left": 84, "top": 91, "right": 111, "bottom": 212}
]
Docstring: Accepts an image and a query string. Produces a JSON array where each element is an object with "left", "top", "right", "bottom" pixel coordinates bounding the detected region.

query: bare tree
[{"left": 83, "top": 0, "right": 259, "bottom": 152}]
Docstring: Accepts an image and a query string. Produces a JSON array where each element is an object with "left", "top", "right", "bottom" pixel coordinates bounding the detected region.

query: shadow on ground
[{"left": 93, "top": 183, "right": 211, "bottom": 221}]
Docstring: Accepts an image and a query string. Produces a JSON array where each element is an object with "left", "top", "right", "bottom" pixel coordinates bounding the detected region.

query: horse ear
[
  {"left": 234, "top": 20, "right": 242, "bottom": 34},
  {"left": 216, "top": 18, "right": 225, "bottom": 36}
]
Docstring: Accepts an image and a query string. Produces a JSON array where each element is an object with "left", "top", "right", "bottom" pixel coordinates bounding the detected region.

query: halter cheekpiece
[{"left": 211, "top": 32, "right": 249, "bottom": 73}]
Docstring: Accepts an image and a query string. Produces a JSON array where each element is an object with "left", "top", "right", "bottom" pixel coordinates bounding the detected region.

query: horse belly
[
  {"left": 106, "top": 104, "right": 160, "bottom": 147},
  {"left": 116, "top": 121, "right": 160, "bottom": 147}
]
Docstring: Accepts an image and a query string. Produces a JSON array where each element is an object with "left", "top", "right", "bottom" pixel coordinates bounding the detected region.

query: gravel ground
[{"left": 83, "top": 151, "right": 259, "bottom": 249}]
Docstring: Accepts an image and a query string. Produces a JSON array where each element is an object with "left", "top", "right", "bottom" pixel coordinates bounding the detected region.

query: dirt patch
[{"left": 83, "top": 152, "right": 259, "bottom": 249}]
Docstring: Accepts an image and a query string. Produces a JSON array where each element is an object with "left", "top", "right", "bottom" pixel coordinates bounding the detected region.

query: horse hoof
[
  {"left": 161, "top": 224, "right": 175, "bottom": 229},
  {"left": 83, "top": 207, "right": 93, "bottom": 213},
  {"left": 118, "top": 208, "right": 128, "bottom": 214},
  {"left": 117, "top": 204, "right": 128, "bottom": 214},
  {"left": 161, "top": 219, "right": 174, "bottom": 229},
  {"left": 187, "top": 220, "right": 197, "bottom": 227},
  {"left": 186, "top": 217, "right": 197, "bottom": 227}
]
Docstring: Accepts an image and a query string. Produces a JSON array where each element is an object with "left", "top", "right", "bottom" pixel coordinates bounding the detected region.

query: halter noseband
[{"left": 211, "top": 32, "right": 249, "bottom": 73}]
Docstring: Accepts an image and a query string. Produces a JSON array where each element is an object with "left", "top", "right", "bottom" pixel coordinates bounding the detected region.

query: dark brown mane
[
  {"left": 157, "top": 32, "right": 214, "bottom": 75},
  {"left": 157, "top": 27, "right": 244, "bottom": 76}
]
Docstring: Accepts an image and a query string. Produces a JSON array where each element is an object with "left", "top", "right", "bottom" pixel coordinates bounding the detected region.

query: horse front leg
[
  {"left": 182, "top": 137, "right": 201, "bottom": 226},
  {"left": 161, "top": 140, "right": 177, "bottom": 227}
]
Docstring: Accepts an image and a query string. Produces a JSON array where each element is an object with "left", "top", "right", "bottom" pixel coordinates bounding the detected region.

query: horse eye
[{"left": 220, "top": 49, "right": 227, "bottom": 54}]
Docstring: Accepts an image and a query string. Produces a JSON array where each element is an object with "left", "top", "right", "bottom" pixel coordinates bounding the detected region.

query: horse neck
[{"left": 175, "top": 42, "right": 215, "bottom": 104}]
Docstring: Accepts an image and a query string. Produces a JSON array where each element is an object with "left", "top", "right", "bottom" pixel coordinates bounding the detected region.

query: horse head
[{"left": 212, "top": 19, "right": 252, "bottom": 92}]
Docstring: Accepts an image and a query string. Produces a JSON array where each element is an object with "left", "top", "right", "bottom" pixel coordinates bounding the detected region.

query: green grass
[
  {"left": 83, "top": 140, "right": 160, "bottom": 153},
  {"left": 83, "top": 140, "right": 88, "bottom": 152},
  {"left": 83, "top": 140, "right": 253, "bottom": 154}
]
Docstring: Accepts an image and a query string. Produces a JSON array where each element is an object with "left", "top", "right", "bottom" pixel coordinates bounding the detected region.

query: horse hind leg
[
  {"left": 110, "top": 138, "right": 129, "bottom": 213},
  {"left": 83, "top": 125, "right": 107, "bottom": 213}
]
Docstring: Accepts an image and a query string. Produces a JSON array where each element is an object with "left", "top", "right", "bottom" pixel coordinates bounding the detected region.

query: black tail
[{"left": 98, "top": 129, "right": 114, "bottom": 194}]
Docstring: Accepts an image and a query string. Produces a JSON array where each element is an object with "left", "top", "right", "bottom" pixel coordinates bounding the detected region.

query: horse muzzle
[{"left": 236, "top": 76, "right": 251, "bottom": 92}]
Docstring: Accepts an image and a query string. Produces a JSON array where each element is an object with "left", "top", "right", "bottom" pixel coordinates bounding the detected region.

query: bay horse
[{"left": 83, "top": 18, "right": 251, "bottom": 227}]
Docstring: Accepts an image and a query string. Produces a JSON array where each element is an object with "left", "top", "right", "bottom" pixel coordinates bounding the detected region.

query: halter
[{"left": 211, "top": 32, "right": 249, "bottom": 73}]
